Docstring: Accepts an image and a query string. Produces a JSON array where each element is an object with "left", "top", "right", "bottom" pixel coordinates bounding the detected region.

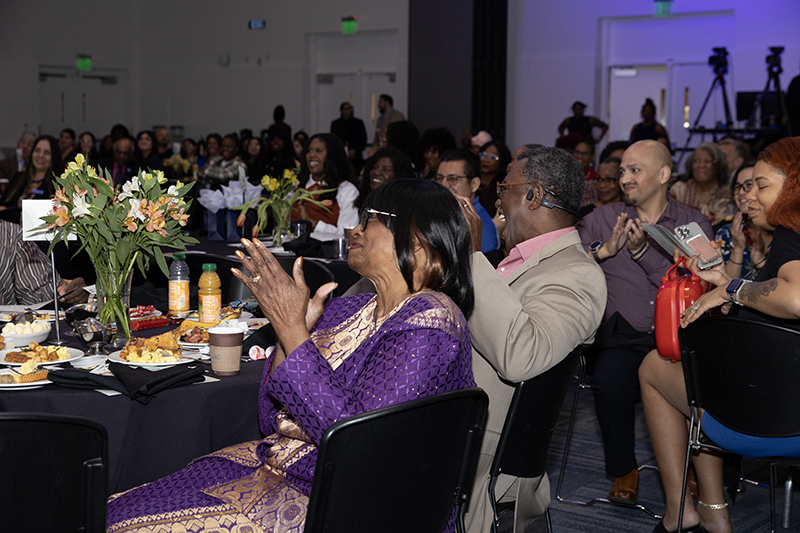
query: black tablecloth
[{"left": 0, "top": 324, "right": 265, "bottom": 493}]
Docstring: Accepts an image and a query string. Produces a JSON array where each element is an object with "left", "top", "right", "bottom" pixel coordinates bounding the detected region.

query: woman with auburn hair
[{"left": 639, "top": 137, "right": 800, "bottom": 533}]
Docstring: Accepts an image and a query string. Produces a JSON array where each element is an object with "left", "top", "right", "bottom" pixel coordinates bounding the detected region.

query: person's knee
[{"left": 638, "top": 349, "right": 663, "bottom": 389}]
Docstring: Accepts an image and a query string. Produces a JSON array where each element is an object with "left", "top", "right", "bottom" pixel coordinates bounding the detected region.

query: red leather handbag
[{"left": 654, "top": 257, "right": 706, "bottom": 362}]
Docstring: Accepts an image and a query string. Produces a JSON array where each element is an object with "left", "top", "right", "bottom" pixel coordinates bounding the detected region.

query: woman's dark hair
[
  {"left": 134, "top": 130, "right": 156, "bottom": 160},
  {"left": 294, "top": 130, "right": 308, "bottom": 145},
  {"left": 684, "top": 142, "right": 727, "bottom": 186},
  {"left": 78, "top": 131, "right": 98, "bottom": 162},
  {"left": 599, "top": 140, "right": 631, "bottom": 163},
  {"left": 300, "top": 133, "right": 353, "bottom": 202},
  {"left": 361, "top": 179, "right": 474, "bottom": 317},
  {"left": 273, "top": 105, "right": 286, "bottom": 123},
  {"left": 421, "top": 127, "right": 457, "bottom": 155},
  {"left": 642, "top": 98, "right": 656, "bottom": 115},
  {"left": 243, "top": 137, "right": 262, "bottom": 164},
  {"left": 264, "top": 127, "right": 296, "bottom": 179},
  {"left": 728, "top": 161, "right": 756, "bottom": 202},
  {"left": 761, "top": 137, "right": 800, "bottom": 234},
  {"left": 206, "top": 133, "right": 222, "bottom": 152},
  {"left": 355, "top": 147, "right": 416, "bottom": 209},
  {"left": 180, "top": 138, "right": 197, "bottom": 159},
  {"left": 60, "top": 128, "right": 76, "bottom": 141},
  {"left": 4, "top": 135, "right": 62, "bottom": 207},
  {"left": 386, "top": 121, "right": 424, "bottom": 176},
  {"left": 478, "top": 140, "right": 512, "bottom": 178}
]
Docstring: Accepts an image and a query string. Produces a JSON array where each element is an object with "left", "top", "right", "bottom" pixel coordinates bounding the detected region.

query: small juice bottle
[
  {"left": 168, "top": 253, "right": 190, "bottom": 317},
  {"left": 198, "top": 263, "right": 222, "bottom": 323}
]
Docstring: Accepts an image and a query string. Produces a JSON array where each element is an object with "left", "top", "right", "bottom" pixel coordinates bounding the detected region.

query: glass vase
[
  {"left": 95, "top": 266, "right": 134, "bottom": 350},
  {"left": 271, "top": 203, "right": 292, "bottom": 247}
]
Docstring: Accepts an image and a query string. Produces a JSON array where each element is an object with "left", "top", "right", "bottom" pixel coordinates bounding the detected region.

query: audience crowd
[{"left": 4, "top": 88, "right": 799, "bottom": 533}]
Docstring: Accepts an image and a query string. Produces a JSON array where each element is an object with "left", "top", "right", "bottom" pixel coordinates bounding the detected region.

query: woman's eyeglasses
[
  {"left": 734, "top": 180, "right": 754, "bottom": 194},
  {"left": 592, "top": 177, "right": 619, "bottom": 185},
  {"left": 359, "top": 208, "right": 397, "bottom": 231},
  {"left": 433, "top": 174, "right": 468, "bottom": 186},
  {"left": 479, "top": 152, "right": 500, "bottom": 162}
]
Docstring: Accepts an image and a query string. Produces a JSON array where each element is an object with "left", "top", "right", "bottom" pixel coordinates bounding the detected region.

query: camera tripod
[
  {"left": 748, "top": 48, "right": 792, "bottom": 137},
  {"left": 677, "top": 68, "right": 733, "bottom": 166}
]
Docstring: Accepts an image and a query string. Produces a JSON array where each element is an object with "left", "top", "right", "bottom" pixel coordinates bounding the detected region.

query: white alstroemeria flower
[
  {"left": 167, "top": 185, "right": 179, "bottom": 196},
  {"left": 72, "top": 194, "right": 91, "bottom": 218},
  {"left": 119, "top": 176, "right": 141, "bottom": 201},
  {"left": 128, "top": 198, "right": 146, "bottom": 221}
]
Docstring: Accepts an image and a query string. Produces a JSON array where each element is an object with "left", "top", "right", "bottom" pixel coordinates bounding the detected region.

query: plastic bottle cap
[
  {"left": 173, "top": 253, "right": 186, "bottom": 260},
  {"left": 202, "top": 263, "right": 217, "bottom": 271}
]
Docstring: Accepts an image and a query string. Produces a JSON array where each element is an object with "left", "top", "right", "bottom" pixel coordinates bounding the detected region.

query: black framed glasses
[
  {"left": 359, "top": 208, "right": 397, "bottom": 231},
  {"left": 592, "top": 177, "right": 619, "bottom": 185},
  {"left": 734, "top": 179, "right": 754, "bottom": 195},
  {"left": 433, "top": 174, "right": 468, "bottom": 186},
  {"left": 479, "top": 151, "right": 500, "bottom": 161}
]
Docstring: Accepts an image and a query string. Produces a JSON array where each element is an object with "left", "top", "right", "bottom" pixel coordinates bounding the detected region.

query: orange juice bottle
[{"left": 198, "top": 263, "right": 222, "bottom": 323}]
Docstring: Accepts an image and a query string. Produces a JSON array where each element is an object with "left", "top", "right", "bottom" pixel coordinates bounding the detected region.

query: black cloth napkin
[
  {"left": 109, "top": 362, "right": 205, "bottom": 404},
  {"left": 282, "top": 232, "right": 336, "bottom": 258},
  {"left": 49, "top": 362, "right": 206, "bottom": 404}
]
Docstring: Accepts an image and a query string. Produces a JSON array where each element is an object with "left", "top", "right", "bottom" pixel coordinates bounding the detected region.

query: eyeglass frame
[
  {"left": 359, "top": 208, "right": 397, "bottom": 231},
  {"left": 479, "top": 151, "right": 500, "bottom": 161},
  {"left": 433, "top": 173, "right": 469, "bottom": 186},
  {"left": 733, "top": 179, "right": 754, "bottom": 195},
  {"left": 495, "top": 181, "right": 579, "bottom": 218}
]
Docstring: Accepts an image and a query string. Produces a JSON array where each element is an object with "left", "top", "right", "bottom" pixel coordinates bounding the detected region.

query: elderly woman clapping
[{"left": 106, "top": 178, "right": 476, "bottom": 533}]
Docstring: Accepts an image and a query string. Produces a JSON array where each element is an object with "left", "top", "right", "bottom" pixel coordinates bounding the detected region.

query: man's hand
[
  {"left": 597, "top": 213, "right": 628, "bottom": 260},
  {"left": 625, "top": 218, "right": 647, "bottom": 254},
  {"left": 57, "top": 277, "right": 88, "bottom": 306},
  {"left": 455, "top": 194, "right": 482, "bottom": 253}
]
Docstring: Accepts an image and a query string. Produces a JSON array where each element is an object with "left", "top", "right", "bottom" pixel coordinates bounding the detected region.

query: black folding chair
[
  {"left": 304, "top": 388, "right": 488, "bottom": 533},
  {"left": 678, "top": 316, "right": 800, "bottom": 533},
  {"left": 0, "top": 413, "right": 108, "bottom": 532},
  {"left": 555, "top": 349, "right": 662, "bottom": 518},
  {"left": 487, "top": 348, "right": 581, "bottom": 533}
]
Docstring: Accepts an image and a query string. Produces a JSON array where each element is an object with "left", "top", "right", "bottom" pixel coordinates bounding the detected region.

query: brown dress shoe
[{"left": 609, "top": 468, "right": 639, "bottom": 503}]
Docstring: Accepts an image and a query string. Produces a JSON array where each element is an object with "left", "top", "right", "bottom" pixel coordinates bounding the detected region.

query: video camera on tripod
[
  {"left": 766, "top": 46, "right": 784, "bottom": 75},
  {"left": 708, "top": 47, "right": 729, "bottom": 76}
]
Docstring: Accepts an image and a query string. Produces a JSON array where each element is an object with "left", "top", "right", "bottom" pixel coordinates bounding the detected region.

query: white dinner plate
[
  {"left": 129, "top": 309, "right": 163, "bottom": 319},
  {"left": 0, "top": 369, "right": 53, "bottom": 389},
  {"left": 0, "top": 347, "right": 83, "bottom": 367},
  {"left": 108, "top": 350, "right": 196, "bottom": 367},
  {"left": 246, "top": 318, "right": 270, "bottom": 330}
]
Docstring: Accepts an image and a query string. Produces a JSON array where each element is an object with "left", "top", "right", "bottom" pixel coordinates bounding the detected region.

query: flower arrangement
[
  {"left": 163, "top": 154, "right": 197, "bottom": 182},
  {"left": 42, "top": 154, "right": 196, "bottom": 345},
  {"left": 234, "top": 166, "right": 334, "bottom": 246}
]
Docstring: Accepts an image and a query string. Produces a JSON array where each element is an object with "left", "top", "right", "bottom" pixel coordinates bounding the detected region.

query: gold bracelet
[{"left": 697, "top": 500, "right": 728, "bottom": 510}]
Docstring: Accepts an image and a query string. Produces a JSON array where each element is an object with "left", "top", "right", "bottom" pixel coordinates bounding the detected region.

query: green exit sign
[
  {"left": 76, "top": 56, "right": 92, "bottom": 71},
  {"left": 655, "top": 1, "right": 672, "bottom": 17},
  {"left": 342, "top": 16, "right": 357, "bottom": 35}
]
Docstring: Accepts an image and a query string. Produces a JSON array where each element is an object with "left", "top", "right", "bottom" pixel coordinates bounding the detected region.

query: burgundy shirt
[{"left": 576, "top": 199, "right": 712, "bottom": 333}]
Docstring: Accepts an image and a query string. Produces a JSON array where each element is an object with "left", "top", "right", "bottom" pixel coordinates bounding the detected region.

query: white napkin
[
  {"left": 216, "top": 320, "right": 249, "bottom": 334},
  {"left": 220, "top": 182, "right": 263, "bottom": 209},
  {"left": 197, "top": 189, "right": 226, "bottom": 214}
]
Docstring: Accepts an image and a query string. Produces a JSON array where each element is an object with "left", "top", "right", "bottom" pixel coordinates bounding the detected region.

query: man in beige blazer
[{"left": 459, "top": 146, "right": 606, "bottom": 533}]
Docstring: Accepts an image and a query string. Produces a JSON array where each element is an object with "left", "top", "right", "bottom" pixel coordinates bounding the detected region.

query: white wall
[
  {"left": 0, "top": 0, "right": 409, "bottom": 146},
  {"left": 507, "top": 0, "right": 800, "bottom": 151}
]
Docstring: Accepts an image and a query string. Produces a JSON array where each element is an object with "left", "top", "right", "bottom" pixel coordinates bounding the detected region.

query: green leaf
[
  {"left": 116, "top": 238, "right": 131, "bottom": 266},
  {"left": 153, "top": 246, "right": 169, "bottom": 277}
]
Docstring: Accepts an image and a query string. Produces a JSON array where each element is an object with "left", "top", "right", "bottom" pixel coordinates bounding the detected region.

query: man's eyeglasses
[
  {"left": 496, "top": 182, "right": 529, "bottom": 198},
  {"left": 734, "top": 179, "right": 754, "bottom": 194},
  {"left": 592, "top": 177, "right": 619, "bottom": 185},
  {"left": 479, "top": 151, "right": 500, "bottom": 162},
  {"left": 359, "top": 208, "right": 397, "bottom": 231},
  {"left": 433, "top": 174, "right": 468, "bottom": 186}
]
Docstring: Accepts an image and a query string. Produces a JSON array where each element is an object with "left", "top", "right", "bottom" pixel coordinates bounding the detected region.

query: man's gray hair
[{"left": 518, "top": 146, "right": 585, "bottom": 215}]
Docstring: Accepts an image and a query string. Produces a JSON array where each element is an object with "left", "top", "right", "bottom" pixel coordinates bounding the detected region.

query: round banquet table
[{"left": 0, "top": 321, "right": 265, "bottom": 494}]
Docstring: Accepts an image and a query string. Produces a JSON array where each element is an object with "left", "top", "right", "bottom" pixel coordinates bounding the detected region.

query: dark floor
[{"left": 496, "top": 375, "right": 798, "bottom": 532}]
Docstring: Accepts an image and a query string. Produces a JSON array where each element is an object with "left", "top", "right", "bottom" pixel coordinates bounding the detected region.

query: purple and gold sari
[{"left": 107, "top": 290, "right": 474, "bottom": 533}]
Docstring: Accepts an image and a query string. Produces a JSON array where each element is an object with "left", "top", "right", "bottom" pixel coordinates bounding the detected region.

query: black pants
[{"left": 589, "top": 347, "right": 648, "bottom": 478}]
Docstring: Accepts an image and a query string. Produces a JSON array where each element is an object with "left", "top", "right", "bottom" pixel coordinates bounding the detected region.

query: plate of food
[
  {"left": 108, "top": 350, "right": 195, "bottom": 367},
  {"left": 27, "top": 310, "right": 66, "bottom": 322},
  {"left": 0, "top": 368, "right": 52, "bottom": 390},
  {"left": 246, "top": 318, "right": 270, "bottom": 331},
  {"left": 129, "top": 305, "right": 163, "bottom": 319},
  {"left": 1, "top": 344, "right": 83, "bottom": 367}
]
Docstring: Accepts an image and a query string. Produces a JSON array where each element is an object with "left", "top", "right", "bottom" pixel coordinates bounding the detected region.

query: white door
[
  {"left": 607, "top": 66, "right": 668, "bottom": 144},
  {"left": 39, "top": 68, "right": 126, "bottom": 138}
]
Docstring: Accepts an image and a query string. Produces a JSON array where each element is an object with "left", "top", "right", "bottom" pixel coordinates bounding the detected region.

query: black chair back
[
  {"left": 680, "top": 316, "right": 800, "bottom": 438},
  {"left": 0, "top": 413, "right": 108, "bottom": 532},
  {"left": 490, "top": 349, "right": 580, "bottom": 480},
  {"left": 304, "top": 387, "right": 489, "bottom": 533}
]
